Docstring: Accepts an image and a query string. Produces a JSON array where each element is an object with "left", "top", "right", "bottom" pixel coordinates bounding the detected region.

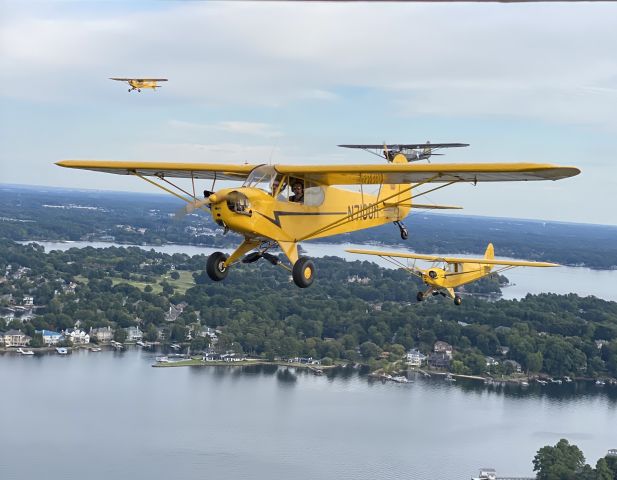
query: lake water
[
  {"left": 26, "top": 240, "right": 617, "bottom": 302},
  {"left": 0, "top": 349, "right": 615, "bottom": 480}
]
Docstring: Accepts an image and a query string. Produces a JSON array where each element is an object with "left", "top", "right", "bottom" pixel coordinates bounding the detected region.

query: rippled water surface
[{"left": 1, "top": 350, "right": 615, "bottom": 480}]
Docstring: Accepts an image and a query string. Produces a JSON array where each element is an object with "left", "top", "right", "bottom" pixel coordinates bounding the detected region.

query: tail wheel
[
  {"left": 206, "top": 252, "right": 229, "bottom": 281},
  {"left": 454, "top": 295, "right": 462, "bottom": 306},
  {"left": 416, "top": 291, "right": 424, "bottom": 302},
  {"left": 400, "top": 227, "right": 409, "bottom": 240},
  {"left": 292, "top": 256, "right": 315, "bottom": 288}
]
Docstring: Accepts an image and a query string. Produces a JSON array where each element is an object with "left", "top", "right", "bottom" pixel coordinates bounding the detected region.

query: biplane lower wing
[{"left": 345, "top": 248, "right": 559, "bottom": 268}]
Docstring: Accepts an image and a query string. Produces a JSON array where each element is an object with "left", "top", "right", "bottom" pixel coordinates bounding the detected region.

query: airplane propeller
[{"left": 174, "top": 191, "right": 234, "bottom": 220}]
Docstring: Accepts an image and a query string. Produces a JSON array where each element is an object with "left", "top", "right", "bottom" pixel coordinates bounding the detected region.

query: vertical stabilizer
[
  {"left": 378, "top": 153, "right": 411, "bottom": 220},
  {"left": 484, "top": 243, "right": 495, "bottom": 260}
]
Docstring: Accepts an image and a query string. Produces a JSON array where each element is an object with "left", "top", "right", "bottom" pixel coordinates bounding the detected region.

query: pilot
[
  {"left": 272, "top": 179, "right": 287, "bottom": 201},
  {"left": 289, "top": 181, "right": 304, "bottom": 203}
]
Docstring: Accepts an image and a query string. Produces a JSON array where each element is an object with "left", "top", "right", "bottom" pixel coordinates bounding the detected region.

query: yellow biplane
[
  {"left": 110, "top": 77, "right": 168, "bottom": 93},
  {"left": 56, "top": 145, "right": 578, "bottom": 288},
  {"left": 346, "top": 243, "right": 559, "bottom": 305}
]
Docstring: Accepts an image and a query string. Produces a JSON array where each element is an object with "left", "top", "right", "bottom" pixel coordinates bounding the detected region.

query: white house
[
  {"left": 3, "top": 329, "right": 31, "bottom": 347},
  {"left": 90, "top": 326, "right": 113, "bottom": 343},
  {"left": 37, "top": 330, "right": 63, "bottom": 346},
  {"left": 434, "top": 341, "right": 453, "bottom": 359},
  {"left": 406, "top": 349, "right": 427, "bottom": 367},
  {"left": 65, "top": 329, "right": 90, "bottom": 345},
  {"left": 126, "top": 326, "right": 143, "bottom": 342}
]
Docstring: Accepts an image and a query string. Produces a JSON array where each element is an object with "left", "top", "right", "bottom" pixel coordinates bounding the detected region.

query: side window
[{"left": 304, "top": 181, "right": 325, "bottom": 206}]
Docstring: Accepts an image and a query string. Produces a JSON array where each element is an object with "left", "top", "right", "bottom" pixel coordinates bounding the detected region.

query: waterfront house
[
  {"left": 434, "top": 341, "right": 453, "bottom": 359},
  {"left": 126, "top": 326, "right": 143, "bottom": 342},
  {"left": 406, "top": 349, "right": 427, "bottom": 367},
  {"left": 64, "top": 329, "right": 90, "bottom": 345},
  {"left": 90, "top": 326, "right": 113, "bottom": 343},
  {"left": 485, "top": 356, "right": 499, "bottom": 367},
  {"left": 36, "top": 329, "right": 63, "bottom": 346},
  {"left": 472, "top": 468, "right": 497, "bottom": 480},
  {"left": 3, "top": 329, "right": 31, "bottom": 347},
  {"left": 428, "top": 352, "right": 451, "bottom": 369}
]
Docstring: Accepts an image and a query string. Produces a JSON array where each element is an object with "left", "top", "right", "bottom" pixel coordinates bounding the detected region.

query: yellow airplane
[
  {"left": 346, "top": 243, "right": 559, "bottom": 305},
  {"left": 110, "top": 77, "right": 168, "bottom": 93},
  {"left": 56, "top": 147, "right": 579, "bottom": 288}
]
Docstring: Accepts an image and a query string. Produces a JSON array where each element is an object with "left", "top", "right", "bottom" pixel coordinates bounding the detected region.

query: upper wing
[
  {"left": 56, "top": 160, "right": 257, "bottom": 181},
  {"left": 339, "top": 143, "right": 469, "bottom": 150},
  {"left": 275, "top": 163, "right": 580, "bottom": 186},
  {"left": 56, "top": 160, "right": 580, "bottom": 185},
  {"left": 109, "top": 78, "right": 168, "bottom": 81},
  {"left": 346, "top": 248, "right": 559, "bottom": 267}
]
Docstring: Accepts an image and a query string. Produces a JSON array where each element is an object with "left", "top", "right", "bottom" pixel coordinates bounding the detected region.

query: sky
[{"left": 1, "top": 1, "right": 616, "bottom": 225}]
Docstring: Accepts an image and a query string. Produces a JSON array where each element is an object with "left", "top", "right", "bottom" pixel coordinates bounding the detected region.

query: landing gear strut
[{"left": 394, "top": 221, "right": 409, "bottom": 240}]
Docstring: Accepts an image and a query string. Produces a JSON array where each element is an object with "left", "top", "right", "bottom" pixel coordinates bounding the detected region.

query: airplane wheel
[
  {"left": 454, "top": 296, "right": 462, "bottom": 306},
  {"left": 206, "top": 252, "right": 229, "bottom": 281},
  {"left": 401, "top": 227, "right": 409, "bottom": 240},
  {"left": 416, "top": 291, "right": 424, "bottom": 302},
  {"left": 292, "top": 256, "right": 315, "bottom": 288}
]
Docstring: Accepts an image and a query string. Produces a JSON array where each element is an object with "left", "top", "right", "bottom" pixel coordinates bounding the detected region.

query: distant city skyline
[{"left": 1, "top": 1, "right": 616, "bottom": 225}]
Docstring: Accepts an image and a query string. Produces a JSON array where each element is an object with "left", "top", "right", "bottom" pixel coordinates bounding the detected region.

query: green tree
[
  {"left": 526, "top": 351, "right": 543, "bottom": 374},
  {"left": 533, "top": 439, "right": 586, "bottom": 480},
  {"left": 30, "top": 333, "right": 44, "bottom": 348},
  {"left": 114, "top": 328, "right": 127, "bottom": 343},
  {"left": 595, "top": 458, "right": 614, "bottom": 480}
]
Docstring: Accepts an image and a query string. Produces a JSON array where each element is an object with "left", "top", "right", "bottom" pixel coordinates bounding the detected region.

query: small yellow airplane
[
  {"left": 346, "top": 243, "right": 559, "bottom": 305},
  {"left": 56, "top": 145, "right": 579, "bottom": 288},
  {"left": 110, "top": 77, "right": 168, "bottom": 93}
]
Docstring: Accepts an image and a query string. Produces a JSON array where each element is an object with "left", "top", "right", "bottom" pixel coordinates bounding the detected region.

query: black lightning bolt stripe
[{"left": 256, "top": 210, "right": 347, "bottom": 228}]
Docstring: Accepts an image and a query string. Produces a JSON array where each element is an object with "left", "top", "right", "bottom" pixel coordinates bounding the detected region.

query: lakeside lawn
[{"left": 76, "top": 269, "right": 196, "bottom": 294}]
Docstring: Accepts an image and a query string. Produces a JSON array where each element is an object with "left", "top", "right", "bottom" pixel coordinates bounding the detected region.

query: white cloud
[
  {"left": 169, "top": 120, "right": 283, "bottom": 138},
  {"left": 2, "top": 2, "right": 616, "bottom": 128}
]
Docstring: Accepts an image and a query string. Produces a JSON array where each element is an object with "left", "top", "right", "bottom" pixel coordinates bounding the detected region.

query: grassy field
[{"left": 76, "top": 270, "right": 197, "bottom": 294}]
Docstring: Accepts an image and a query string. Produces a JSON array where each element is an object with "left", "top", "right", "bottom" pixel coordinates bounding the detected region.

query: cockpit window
[{"left": 243, "top": 165, "right": 277, "bottom": 190}]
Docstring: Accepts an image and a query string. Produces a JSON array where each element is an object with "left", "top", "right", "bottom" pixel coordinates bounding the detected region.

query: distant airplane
[
  {"left": 110, "top": 77, "right": 168, "bottom": 93},
  {"left": 346, "top": 243, "right": 559, "bottom": 305}
]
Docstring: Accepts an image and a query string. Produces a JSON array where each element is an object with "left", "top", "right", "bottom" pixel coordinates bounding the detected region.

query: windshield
[{"left": 243, "top": 165, "right": 277, "bottom": 190}]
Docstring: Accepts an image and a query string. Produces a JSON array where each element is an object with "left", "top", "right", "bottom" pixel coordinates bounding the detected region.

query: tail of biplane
[{"left": 378, "top": 153, "right": 412, "bottom": 220}]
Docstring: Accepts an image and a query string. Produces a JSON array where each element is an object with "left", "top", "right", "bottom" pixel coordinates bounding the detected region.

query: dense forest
[
  {"left": 1, "top": 185, "right": 617, "bottom": 269},
  {"left": 2, "top": 239, "right": 617, "bottom": 380}
]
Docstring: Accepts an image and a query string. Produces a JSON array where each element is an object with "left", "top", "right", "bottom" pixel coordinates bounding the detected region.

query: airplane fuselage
[{"left": 210, "top": 185, "right": 410, "bottom": 243}]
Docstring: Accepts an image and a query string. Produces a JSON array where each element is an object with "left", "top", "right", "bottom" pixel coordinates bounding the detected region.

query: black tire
[
  {"left": 401, "top": 228, "right": 409, "bottom": 240},
  {"left": 206, "top": 252, "right": 229, "bottom": 281},
  {"left": 292, "top": 257, "right": 315, "bottom": 288},
  {"left": 416, "top": 291, "right": 424, "bottom": 302},
  {"left": 454, "top": 296, "right": 462, "bottom": 306}
]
